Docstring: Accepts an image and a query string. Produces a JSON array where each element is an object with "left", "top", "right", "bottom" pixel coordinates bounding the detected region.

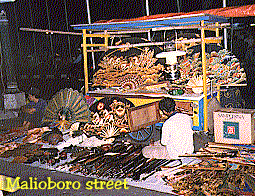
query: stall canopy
[
  {"left": 72, "top": 4, "right": 255, "bottom": 31},
  {"left": 72, "top": 14, "right": 228, "bottom": 31}
]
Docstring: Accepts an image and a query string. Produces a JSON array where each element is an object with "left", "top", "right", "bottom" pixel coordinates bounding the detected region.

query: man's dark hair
[
  {"left": 159, "top": 97, "right": 176, "bottom": 113},
  {"left": 28, "top": 87, "right": 40, "bottom": 98}
]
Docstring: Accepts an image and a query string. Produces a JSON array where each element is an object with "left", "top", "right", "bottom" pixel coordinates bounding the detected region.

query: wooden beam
[
  {"left": 204, "top": 37, "right": 222, "bottom": 44},
  {"left": 85, "top": 44, "right": 106, "bottom": 47},
  {"left": 20, "top": 27, "right": 82, "bottom": 36},
  {"left": 85, "top": 34, "right": 110, "bottom": 38}
]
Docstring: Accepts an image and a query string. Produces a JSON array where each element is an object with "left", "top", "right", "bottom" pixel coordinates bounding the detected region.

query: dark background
[{"left": 0, "top": 0, "right": 254, "bottom": 105}]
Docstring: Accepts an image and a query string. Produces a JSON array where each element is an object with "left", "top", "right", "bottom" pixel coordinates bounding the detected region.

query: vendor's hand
[
  {"left": 27, "top": 108, "right": 36, "bottom": 114},
  {"left": 23, "top": 121, "right": 31, "bottom": 130}
]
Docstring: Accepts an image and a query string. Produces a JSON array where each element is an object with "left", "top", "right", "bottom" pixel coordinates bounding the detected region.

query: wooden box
[
  {"left": 127, "top": 101, "right": 161, "bottom": 132},
  {"left": 214, "top": 108, "right": 255, "bottom": 144}
]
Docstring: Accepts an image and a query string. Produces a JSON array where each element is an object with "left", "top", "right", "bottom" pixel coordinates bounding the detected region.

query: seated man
[
  {"left": 142, "top": 97, "right": 194, "bottom": 159},
  {"left": 22, "top": 87, "right": 47, "bottom": 130}
]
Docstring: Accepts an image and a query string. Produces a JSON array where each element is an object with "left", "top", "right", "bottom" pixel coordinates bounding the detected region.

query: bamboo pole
[
  {"left": 20, "top": 27, "right": 82, "bottom": 35},
  {"left": 215, "top": 23, "right": 220, "bottom": 103},
  {"left": 104, "top": 31, "right": 108, "bottom": 48},
  {"left": 82, "top": 30, "right": 89, "bottom": 94},
  {"left": 217, "top": 85, "right": 221, "bottom": 102},
  {"left": 216, "top": 22, "right": 219, "bottom": 38},
  {"left": 201, "top": 20, "right": 208, "bottom": 132}
]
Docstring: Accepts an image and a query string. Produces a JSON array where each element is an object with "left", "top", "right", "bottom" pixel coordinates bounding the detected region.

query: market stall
[{"left": 72, "top": 11, "right": 246, "bottom": 138}]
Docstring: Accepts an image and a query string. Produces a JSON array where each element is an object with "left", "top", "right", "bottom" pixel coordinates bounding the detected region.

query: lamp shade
[
  {"left": 156, "top": 51, "right": 186, "bottom": 65},
  {"left": 0, "top": 0, "right": 15, "bottom": 3}
]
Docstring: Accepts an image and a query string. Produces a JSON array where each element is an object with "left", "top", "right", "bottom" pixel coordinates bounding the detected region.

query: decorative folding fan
[
  {"left": 42, "top": 88, "right": 91, "bottom": 131},
  {"left": 84, "top": 97, "right": 134, "bottom": 139}
]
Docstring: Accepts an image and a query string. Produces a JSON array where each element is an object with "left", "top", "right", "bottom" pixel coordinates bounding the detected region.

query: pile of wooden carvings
[
  {"left": 0, "top": 129, "right": 27, "bottom": 155},
  {"left": 0, "top": 127, "right": 56, "bottom": 147},
  {"left": 0, "top": 142, "right": 20, "bottom": 155},
  {"left": 92, "top": 47, "right": 164, "bottom": 90},
  {"left": 57, "top": 142, "right": 174, "bottom": 181},
  {"left": 22, "top": 127, "right": 49, "bottom": 144},
  {"left": 162, "top": 142, "right": 255, "bottom": 195},
  {"left": 0, "top": 143, "right": 42, "bottom": 161},
  {"left": 0, "top": 142, "right": 62, "bottom": 165},
  {"left": 0, "top": 129, "right": 27, "bottom": 144},
  {"left": 0, "top": 127, "right": 64, "bottom": 163},
  {"left": 177, "top": 49, "right": 246, "bottom": 87}
]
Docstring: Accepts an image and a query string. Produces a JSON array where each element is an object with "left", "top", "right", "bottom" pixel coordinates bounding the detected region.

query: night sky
[
  {"left": 2, "top": 0, "right": 253, "bottom": 65},
  {"left": 0, "top": 0, "right": 254, "bottom": 99}
]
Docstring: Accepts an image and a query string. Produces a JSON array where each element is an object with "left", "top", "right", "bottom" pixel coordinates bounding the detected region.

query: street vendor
[
  {"left": 142, "top": 97, "right": 194, "bottom": 159},
  {"left": 21, "top": 87, "right": 47, "bottom": 130}
]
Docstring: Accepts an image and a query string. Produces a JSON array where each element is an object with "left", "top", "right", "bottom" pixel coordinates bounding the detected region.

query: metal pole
[
  {"left": 86, "top": 0, "right": 95, "bottom": 70},
  {"left": 177, "top": 0, "right": 181, "bottom": 13},
  {"left": 0, "top": 10, "right": 17, "bottom": 93},
  {"left": 145, "top": 0, "right": 151, "bottom": 41},
  {"left": 223, "top": 0, "right": 227, "bottom": 49},
  {"left": 28, "top": 0, "right": 37, "bottom": 61},
  {"left": 230, "top": 18, "right": 233, "bottom": 51},
  {"left": 64, "top": 0, "right": 72, "bottom": 62},
  {"left": 145, "top": 0, "right": 150, "bottom": 17},
  {"left": 14, "top": 3, "right": 21, "bottom": 60},
  {"left": 45, "top": 0, "right": 55, "bottom": 68}
]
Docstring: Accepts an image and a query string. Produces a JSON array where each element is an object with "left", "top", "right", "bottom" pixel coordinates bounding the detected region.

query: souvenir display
[
  {"left": 43, "top": 88, "right": 91, "bottom": 132},
  {"left": 92, "top": 46, "right": 164, "bottom": 90},
  {"left": 56, "top": 142, "right": 175, "bottom": 181},
  {"left": 0, "top": 129, "right": 27, "bottom": 144},
  {"left": 176, "top": 48, "right": 246, "bottom": 86},
  {"left": 1, "top": 6, "right": 255, "bottom": 196},
  {"left": 92, "top": 38, "right": 246, "bottom": 94},
  {"left": 159, "top": 142, "right": 255, "bottom": 195},
  {"left": 82, "top": 97, "right": 134, "bottom": 139}
]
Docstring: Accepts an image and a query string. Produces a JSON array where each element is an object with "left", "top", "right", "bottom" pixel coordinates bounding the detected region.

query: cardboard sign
[{"left": 214, "top": 108, "right": 255, "bottom": 144}]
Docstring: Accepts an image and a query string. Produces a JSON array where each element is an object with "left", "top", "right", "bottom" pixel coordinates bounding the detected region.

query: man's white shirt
[{"left": 161, "top": 113, "right": 194, "bottom": 159}]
